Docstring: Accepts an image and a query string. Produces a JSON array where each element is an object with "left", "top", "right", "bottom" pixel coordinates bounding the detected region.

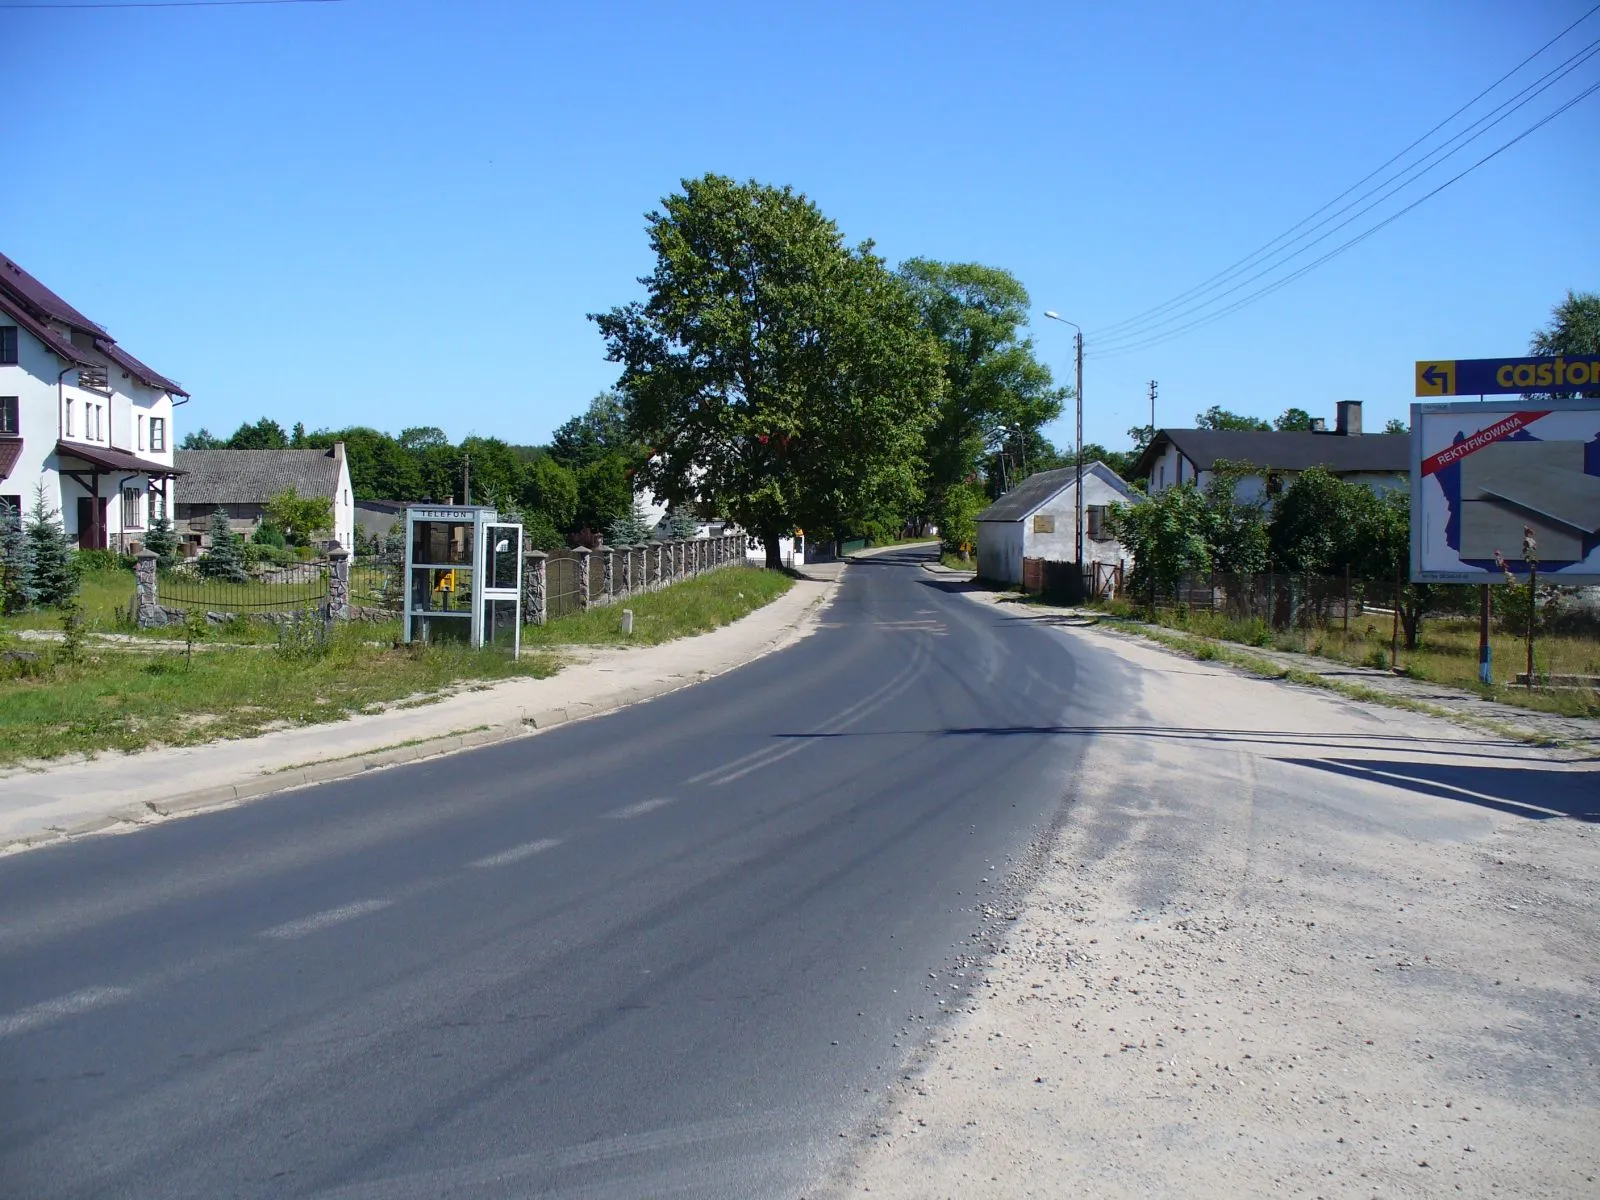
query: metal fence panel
[
  {"left": 547, "top": 552, "right": 581, "bottom": 619},
  {"left": 160, "top": 559, "right": 329, "bottom": 612}
]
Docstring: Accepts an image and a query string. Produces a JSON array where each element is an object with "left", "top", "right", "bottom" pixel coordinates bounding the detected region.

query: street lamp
[{"left": 1043, "top": 311, "right": 1084, "bottom": 574}]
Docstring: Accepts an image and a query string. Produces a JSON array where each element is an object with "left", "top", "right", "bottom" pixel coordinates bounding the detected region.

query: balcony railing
[{"left": 78, "top": 365, "right": 110, "bottom": 393}]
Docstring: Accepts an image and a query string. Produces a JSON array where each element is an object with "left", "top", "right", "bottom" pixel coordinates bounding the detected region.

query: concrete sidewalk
[{"left": 0, "top": 572, "right": 840, "bottom": 854}]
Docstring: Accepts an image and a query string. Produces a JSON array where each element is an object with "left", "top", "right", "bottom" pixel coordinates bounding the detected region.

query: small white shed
[{"left": 975, "top": 462, "right": 1140, "bottom": 587}]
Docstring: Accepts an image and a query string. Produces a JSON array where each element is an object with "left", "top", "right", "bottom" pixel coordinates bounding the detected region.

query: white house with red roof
[{"left": 0, "top": 253, "right": 187, "bottom": 550}]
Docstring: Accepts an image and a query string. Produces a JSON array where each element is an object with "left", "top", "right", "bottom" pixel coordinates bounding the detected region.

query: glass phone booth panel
[{"left": 479, "top": 523, "right": 522, "bottom": 658}]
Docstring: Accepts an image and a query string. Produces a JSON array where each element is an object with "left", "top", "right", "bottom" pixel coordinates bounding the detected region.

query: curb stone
[{"left": 6, "top": 587, "right": 835, "bottom": 855}]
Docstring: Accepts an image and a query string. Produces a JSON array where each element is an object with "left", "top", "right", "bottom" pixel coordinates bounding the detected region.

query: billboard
[{"left": 1410, "top": 398, "right": 1600, "bottom": 584}]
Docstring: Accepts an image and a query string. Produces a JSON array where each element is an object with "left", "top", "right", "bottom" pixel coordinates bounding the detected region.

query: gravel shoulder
[{"left": 821, "top": 618, "right": 1600, "bottom": 1199}]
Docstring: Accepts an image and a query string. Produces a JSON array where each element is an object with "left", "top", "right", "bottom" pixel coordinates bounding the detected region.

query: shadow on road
[
  {"left": 768, "top": 724, "right": 1548, "bottom": 758},
  {"left": 1278, "top": 757, "right": 1600, "bottom": 822}
]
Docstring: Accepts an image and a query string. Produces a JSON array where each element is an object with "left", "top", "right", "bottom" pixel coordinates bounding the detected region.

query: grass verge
[
  {"left": 1090, "top": 598, "right": 1599, "bottom": 720},
  {"left": 521, "top": 565, "right": 794, "bottom": 648},
  {"left": 0, "top": 626, "right": 558, "bottom": 765},
  {"left": 1114, "top": 623, "right": 1572, "bottom": 749}
]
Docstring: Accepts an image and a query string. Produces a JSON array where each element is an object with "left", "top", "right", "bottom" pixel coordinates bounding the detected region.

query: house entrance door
[{"left": 76, "top": 496, "right": 108, "bottom": 550}]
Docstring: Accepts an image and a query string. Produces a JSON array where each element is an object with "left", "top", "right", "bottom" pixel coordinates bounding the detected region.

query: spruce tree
[
  {"left": 143, "top": 511, "right": 178, "bottom": 571},
  {"left": 200, "top": 509, "right": 249, "bottom": 582},
  {"left": 0, "top": 498, "right": 38, "bottom": 613},
  {"left": 666, "top": 506, "right": 699, "bottom": 540},
  {"left": 607, "top": 500, "right": 655, "bottom": 545},
  {"left": 26, "top": 484, "right": 78, "bottom": 607}
]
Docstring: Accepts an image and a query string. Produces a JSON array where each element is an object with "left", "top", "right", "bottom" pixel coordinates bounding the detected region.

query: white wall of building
[
  {"left": 977, "top": 521, "right": 1023, "bottom": 583},
  {"left": 0, "top": 316, "right": 179, "bottom": 547}
]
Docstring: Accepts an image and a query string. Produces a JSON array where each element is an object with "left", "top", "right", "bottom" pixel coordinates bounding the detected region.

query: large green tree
[
  {"left": 1530, "top": 289, "right": 1600, "bottom": 398},
  {"left": 591, "top": 174, "right": 943, "bottom": 566},
  {"left": 900, "top": 260, "right": 1063, "bottom": 525}
]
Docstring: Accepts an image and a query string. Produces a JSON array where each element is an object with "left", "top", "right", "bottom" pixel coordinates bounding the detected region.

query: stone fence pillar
[
  {"left": 135, "top": 550, "right": 162, "bottom": 627},
  {"left": 524, "top": 550, "right": 547, "bottom": 626},
  {"left": 599, "top": 546, "right": 615, "bottom": 605},
  {"left": 652, "top": 541, "right": 664, "bottom": 591},
  {"left": 575, "top": 547, "right": 592, "bottom": 610},
  {"left": 324, "top": 548, "right": 350, "bottom": 625}
]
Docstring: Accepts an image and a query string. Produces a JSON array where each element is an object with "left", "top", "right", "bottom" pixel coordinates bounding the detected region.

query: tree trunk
[{"left": 763, "top": 529, "right": 783, "bottom": 570}]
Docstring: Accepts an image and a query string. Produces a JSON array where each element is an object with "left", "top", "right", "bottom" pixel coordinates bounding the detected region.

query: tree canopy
[
  {"left": 1195, "top": 406, "right": 1271, "bottom": 432},
  {"left": 591, "top": 173, "right": 943, "bottom": 564},
  {"left": 1530, "top": 289, "right": 1600, "bottom": 398},
  {"left": 898, "top": 259, "right": 1064, "bottom": 538}
]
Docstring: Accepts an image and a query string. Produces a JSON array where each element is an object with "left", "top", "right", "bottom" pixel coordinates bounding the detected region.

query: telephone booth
[{"left": 403, "top": 506, "right": 523, "bottom": 655}]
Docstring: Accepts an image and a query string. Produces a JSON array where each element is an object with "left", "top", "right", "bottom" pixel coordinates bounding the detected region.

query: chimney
[
  {"left": 1335, "top": 400, "right": 1362, "bottom": 436},
  {"left": 1309, "top": 417, "right": 1327, "bottom": 432}
]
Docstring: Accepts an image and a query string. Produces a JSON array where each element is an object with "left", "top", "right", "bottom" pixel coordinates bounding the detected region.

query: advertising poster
[{"left": 1410, "top": 399, "right": 1600, "bottom": 583}]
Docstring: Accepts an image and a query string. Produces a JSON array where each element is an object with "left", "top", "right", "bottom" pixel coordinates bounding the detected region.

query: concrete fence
[
  {"left": 520, "top": 534, "right": 747, "bottom": 627},
  {"left": 136, "top": 535, "right": 753, "bottom": 631}
]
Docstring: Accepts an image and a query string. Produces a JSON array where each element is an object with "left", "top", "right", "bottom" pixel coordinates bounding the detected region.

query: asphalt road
[{"left": 0, "top": 548, "right": 1129, "bottom": 1199}]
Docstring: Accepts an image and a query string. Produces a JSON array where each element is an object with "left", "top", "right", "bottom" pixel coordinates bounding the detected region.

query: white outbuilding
[{"left": 975, "top": 461, "right": 1140, "bottom": 589}]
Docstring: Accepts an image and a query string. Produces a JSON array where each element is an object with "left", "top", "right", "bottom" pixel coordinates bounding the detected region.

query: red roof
[
  {"left": 56, "top": 440, "right": 184, "bottom": 477},
  {"left": 0, "top": 252, "right": 186, "bottom": 396},
  {"left": 0, "top": 256, "right": 105, "bottom": 335},
  {"left": 0, "top": 438, "right": 22, "bottom": 481}
]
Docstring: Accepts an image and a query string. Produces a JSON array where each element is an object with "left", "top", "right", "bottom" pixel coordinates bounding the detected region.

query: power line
[
  {"left": 1090, "top": 44, "right": 1600, "bottom": 353},
  {"left": 1089, "top": 2, "right": 1600, "bottom": 342},
  {"left": 1, "top": 0, "right": 340, "bottom": 8},
  {"left": 1089, "top": 78, "right": 1600, "bottom": 361}
]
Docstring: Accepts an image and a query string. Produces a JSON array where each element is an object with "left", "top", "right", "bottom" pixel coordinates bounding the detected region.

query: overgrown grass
[
  {"left": 938, "top": 551, "right": 976, "bottom": 572},
  {"left": 0, "top": 623, "right": 557, "bottom": 764},
  {"left": 1093, "top": 597, "right": 1600, "bottom": 719},
  {"left": 521, "top": 565, "right": 793, "bottom": 647}
]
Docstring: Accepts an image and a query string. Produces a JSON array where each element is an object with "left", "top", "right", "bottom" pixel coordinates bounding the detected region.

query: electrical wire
[
  {"left": 1090, "top": 44, "right": 1600, "bottom": 353},
  {"left": 1088, "top": 77, "right": 1600, "bottom": 362},
  {"left": 1, "top": 1, "right": 340, "bottom": 8},
  {"left": 1088, "top": 2, "right": 1600, "bottom": 342}
]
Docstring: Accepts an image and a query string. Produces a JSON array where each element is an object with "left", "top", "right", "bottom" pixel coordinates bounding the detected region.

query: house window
[
  {"left": 1088, "top": 505, "right": 1110, "bottom": 540},
  {"left": 137, "top": 414, "right": 145, "bottom": 451},
  {"left": 0, "top": 396, "right": 16, "bottom": 437},
  {"left": 0, "top": 327, "right": 16, "bottom": 365},
  {"left": 121, "top": 487, "right": 144, "bottom": 530},
  {"left": 92, "top": 404, "right": 103, "bottom": 440},
  {"left": 150, "top": 417, "right": 166, "bottom": 451},
  {"left": 65, "top": 398, "right": 74, "bottom": 436},
  {"left": 1158, "top": 463, "right": 1166, "bottom": 489},
  {"left": 1032, "top": 514, "right": 1055, "bottom": 534}
]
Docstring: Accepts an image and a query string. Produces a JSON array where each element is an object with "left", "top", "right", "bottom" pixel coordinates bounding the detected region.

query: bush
[
  {"left": 75, "top": 549, "right": 133, "bottom": 572},
  {"left": 252, "top": 520, "right": 288, "bottom": 549}
]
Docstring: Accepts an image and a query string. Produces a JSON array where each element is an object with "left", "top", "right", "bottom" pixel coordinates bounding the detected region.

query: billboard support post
[
  {"left": 1391, "top": 558, "right": 1401, "bottom": 672},
  {"left": 1478, "top": 585, "right": 1491, "bottom": 688}
]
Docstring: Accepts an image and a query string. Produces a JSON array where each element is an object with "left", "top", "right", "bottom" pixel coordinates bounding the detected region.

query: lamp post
[{"left": 1043, "top": 311, "right": 1084, "bottom": 573}]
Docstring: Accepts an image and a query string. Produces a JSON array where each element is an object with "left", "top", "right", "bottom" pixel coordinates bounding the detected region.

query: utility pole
[
  {"left": 1074, "top": 328, "right": 1084, "bottom": 571},
  {"left": 461, "top": 453, "right": 470, "bottom": 506},
  {"left": 1043, "top": 311, "right": 1085, "bottom": 588},
  {"left": 1149, "top": 379, "right": 1158, "bottom": 435}
]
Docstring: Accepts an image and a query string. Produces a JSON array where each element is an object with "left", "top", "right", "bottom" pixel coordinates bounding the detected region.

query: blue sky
[{"left": 4, "top": 0, "right": 1597, "bottom": 452}]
